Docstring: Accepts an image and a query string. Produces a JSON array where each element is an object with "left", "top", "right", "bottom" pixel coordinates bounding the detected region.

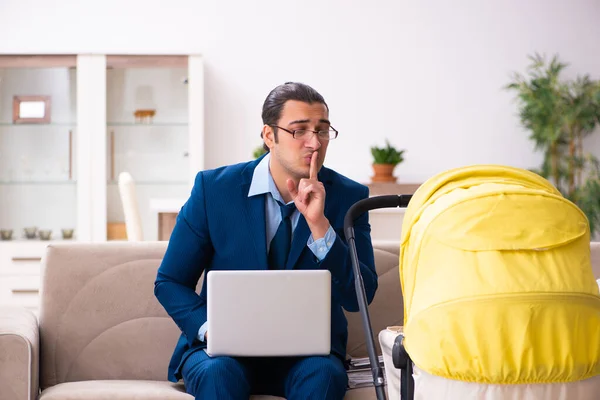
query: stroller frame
[{"left": 344, "top": 194, "right": 414, "bottom": 400}]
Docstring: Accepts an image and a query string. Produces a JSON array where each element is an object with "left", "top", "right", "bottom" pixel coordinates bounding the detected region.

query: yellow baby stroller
[{"left": 345, "top": 165, "right": 600, "bottom": 399}]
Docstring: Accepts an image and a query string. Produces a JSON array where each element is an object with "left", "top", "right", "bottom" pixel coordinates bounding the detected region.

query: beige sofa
[{"left": 0, "top": 240, "right": 403, "bottom": 400}]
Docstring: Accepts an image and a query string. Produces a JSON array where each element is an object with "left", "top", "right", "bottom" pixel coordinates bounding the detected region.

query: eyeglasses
[{"left": 270, "top": 125, "right": 339, "bottom": 141}]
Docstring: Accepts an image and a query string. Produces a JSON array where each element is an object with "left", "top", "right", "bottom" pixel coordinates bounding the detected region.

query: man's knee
[
  {"left": 202, "top": 356, "right": 245, "bottom": 377},
  {"left": 316, "top": 357, "right": 347, "bottom": 385},
  {"left": 183, "top": 352, "right": 247, "bottom": 393},
  {"left": 294, "top": 356, "right": 348, "bottom": 386}
]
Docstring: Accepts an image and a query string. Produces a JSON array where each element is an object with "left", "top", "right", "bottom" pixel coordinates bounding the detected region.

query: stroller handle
[
  {"left": 344, "top": 195, "right": 412, "bottom": 240},
  {"left": 343, "top": 194, "right": 412, "bottom": 400}
]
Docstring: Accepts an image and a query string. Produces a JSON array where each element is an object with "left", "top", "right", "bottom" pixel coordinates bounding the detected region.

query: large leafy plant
[{"left": 507, "top": 53, "right": 600, "bottom": 234}]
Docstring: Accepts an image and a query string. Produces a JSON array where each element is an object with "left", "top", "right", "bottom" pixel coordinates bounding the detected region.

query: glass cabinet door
[
  {"left": 0, "top": 56, "right": 78, "bottom": 242},
  {"left": 105, "top": 56, "right": 191, "bottom": 241}
]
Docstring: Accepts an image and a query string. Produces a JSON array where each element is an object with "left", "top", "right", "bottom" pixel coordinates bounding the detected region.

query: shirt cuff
[
  {"left": 307, "top": 226, "right": 337, "bottom": 261},
  {"left": 197, "top": 321, "right": 208, "bottom": 342}
]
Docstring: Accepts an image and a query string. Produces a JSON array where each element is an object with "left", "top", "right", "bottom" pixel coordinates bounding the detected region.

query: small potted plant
[
  {"left": 253, "top": 145, "right": 267, "bottom": 159},
  {"left": 370, "top": 140, "right": 405, "bottom": 183}
]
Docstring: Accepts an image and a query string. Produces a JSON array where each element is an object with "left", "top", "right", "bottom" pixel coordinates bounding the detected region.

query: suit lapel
[
  {"left": 240, "top": 161, "right": 268, "bottom": 270},
  {"left": 285, "top": 168, "right": 335, "bottom": 270}
]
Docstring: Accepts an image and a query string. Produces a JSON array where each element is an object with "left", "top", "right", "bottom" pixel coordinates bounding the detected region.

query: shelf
[
  {"left": 1, "top": 180, "right": 188, "bottom": 187},
  {"left": 0, "top": 123, "right": 187, "bottom": 127},
  {"left": 0, "top": 180, "right": 76, "bottom": 185},
  {"left": 0, "top": 123, "right": 187, "bottom": 128},
  {"left": 0, "top": 123, "right": 76, "bottom": 127},
  {"left": 0, "top": 239, "right": 77, "bottom": 244},
  {"left": 107, "top": 122, "right": 188, "bottom": 127},
  {"left": 107, "top": 180, "right": 187, "bottom": 185}
]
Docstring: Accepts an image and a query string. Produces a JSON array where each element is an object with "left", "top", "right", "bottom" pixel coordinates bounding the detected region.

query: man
[{"left": 154, "top": 82, "right": 377, "bottom": 399}]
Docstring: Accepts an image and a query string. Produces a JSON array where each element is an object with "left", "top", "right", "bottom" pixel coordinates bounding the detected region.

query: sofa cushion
[
  {"left": 345, "top": 241, "right": 403, "bottom": 358},
  {"left": 39, "top": 243, "right": 174, "bottom": 389},
  {"left": 38, "top": 380, "right": 377, "bottom": 400},
  {"left": 344, "top": 387, "right": 378, "bottom": 399},
  {"left": 39, "top": 380, "right": 192, "bottom": 400}
]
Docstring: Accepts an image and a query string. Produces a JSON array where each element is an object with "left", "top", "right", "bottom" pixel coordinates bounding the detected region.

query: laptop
[{"left": 206, "top": 269, "right": 331, "bottom": 357}]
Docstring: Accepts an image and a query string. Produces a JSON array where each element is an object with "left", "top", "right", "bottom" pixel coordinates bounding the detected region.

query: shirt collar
[{"left": 248, "top": 153, "right": 286, "bottom": 204}]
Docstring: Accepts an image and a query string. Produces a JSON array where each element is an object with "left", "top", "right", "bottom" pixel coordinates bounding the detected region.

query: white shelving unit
[{"left": 0, "top": 54, "right": 205, "bottom": 313}]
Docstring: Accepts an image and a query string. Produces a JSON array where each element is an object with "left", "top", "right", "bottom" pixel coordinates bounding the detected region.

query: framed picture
[{"left": 13, "top": 95, "right": 51, "bottom": 124}]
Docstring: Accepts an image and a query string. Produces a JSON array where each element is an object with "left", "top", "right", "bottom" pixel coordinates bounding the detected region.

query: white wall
[{"left": 0, "top": 0, "right": 599, "bottom": 185}]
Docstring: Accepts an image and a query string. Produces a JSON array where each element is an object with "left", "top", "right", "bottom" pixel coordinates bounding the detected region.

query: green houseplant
[
  {"left": 370, "top": 140, "right": 405, "bottom": 182},
  {"left": 253, "top": 145, "right": 267, "bottom": 159},
  {"left": 507, "top": 53, "right": 600, "bottom": 234}
]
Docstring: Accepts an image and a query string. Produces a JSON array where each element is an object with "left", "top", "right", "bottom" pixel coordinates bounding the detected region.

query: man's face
[{"left": 266, "top": 100, "right": 330, "bottom": 180}]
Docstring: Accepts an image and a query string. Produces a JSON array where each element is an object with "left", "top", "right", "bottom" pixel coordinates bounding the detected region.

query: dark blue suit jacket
[{"left": 154, "top": 156, "right": 377, "bottom": 382}]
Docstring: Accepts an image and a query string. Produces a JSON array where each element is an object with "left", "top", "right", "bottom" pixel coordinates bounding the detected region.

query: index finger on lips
[{"left": 309, "top": 151, "right": 318, "bottom": 181}]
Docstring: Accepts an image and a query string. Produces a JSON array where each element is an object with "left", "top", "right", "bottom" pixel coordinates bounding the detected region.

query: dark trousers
[{"left": 181, "top": 349, "right": 348, "bottom": 400}]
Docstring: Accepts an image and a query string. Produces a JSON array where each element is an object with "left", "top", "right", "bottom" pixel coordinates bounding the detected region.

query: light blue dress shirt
[{"left": 198, "top": 154, "right": 336, "bottom": 342}]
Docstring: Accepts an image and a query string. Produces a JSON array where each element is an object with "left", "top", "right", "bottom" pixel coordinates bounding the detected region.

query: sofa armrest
[{"left": 0, "top": 307, "right": 39, "bottom": 400}]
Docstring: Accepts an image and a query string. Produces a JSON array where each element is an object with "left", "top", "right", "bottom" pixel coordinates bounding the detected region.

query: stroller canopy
[{"left": 399, "top": 165, "right": 600, "bottom": 384}]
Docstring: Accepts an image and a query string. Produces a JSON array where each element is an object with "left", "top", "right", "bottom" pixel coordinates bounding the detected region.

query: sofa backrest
[
  {"left": 39, "top": 242, "right": 173, "bottom": 389},
  {"left": 345, "top": 241, "right": 403, "bottom": 358},
  {"left": 38, "top": 241, "right": 600, "bottom": 388}
]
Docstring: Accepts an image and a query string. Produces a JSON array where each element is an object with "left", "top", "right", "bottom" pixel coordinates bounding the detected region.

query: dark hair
[{"left": 260, "top": 82, "right": 328, "bottom": 151}]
